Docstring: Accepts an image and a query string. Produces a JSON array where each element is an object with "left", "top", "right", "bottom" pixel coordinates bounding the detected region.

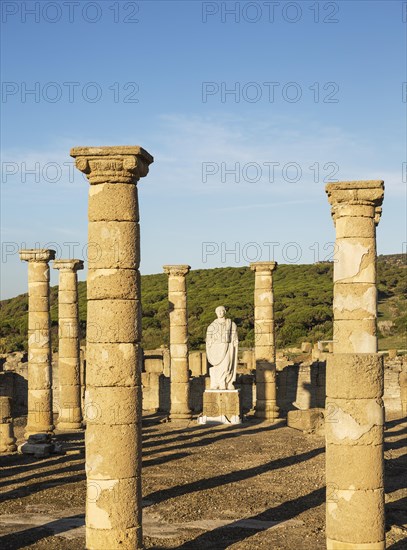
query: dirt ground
[{"left": 0, "top": 413, "right": 406, "bottom": 549}]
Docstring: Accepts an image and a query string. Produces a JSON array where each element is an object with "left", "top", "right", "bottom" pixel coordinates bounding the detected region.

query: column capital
[
  {"left": 250, "top": 261, "right": 278, "bottom": 273},
  {"left": 163, "top": 265, "right": 191, "bottom": 277},
  {"left": 19, "top": 249, "right": 55, "bottom": 262},
  {"left": 325, "top": 180, "right": 384, "bottom": 225},
  {"left": 53, "top": 259, "right": 84, "bottom": 272},
  {"left": 70, "top": 145, "right": 154, "bottom": 185}
]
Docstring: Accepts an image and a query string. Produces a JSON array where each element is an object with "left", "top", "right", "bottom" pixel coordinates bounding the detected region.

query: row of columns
[
  {"left": 14, "top": 153, "right": 386, "bottom": 550},
  {"left": 163, "top": 262, "right": 279, "bottom": 423},
  {"left": 17, "top": 251, "right": 280, "bottom": 440},
  {"left": 18, "top": 251, "right": 84, "bottom": 436}
]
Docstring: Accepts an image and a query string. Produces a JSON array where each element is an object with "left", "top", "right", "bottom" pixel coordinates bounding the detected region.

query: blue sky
[{"left": 1, "top": 0, "right": 406, "bottom": 299}]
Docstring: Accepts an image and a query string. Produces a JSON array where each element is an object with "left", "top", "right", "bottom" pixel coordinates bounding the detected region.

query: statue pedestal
[{"left": 198, "top": 389, "right": 242, "bottom": 425}]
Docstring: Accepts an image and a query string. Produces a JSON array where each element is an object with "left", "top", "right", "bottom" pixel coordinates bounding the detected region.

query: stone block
[
  {"left": 88, "top": 221, "right": 140, "bottom": 269},
  {"left": 388, "top": 349, "right": 398, "bottom": 360},
  {"left": 189, "top": 351, "right": 202, "bottom": 377},
  {"left": 199, "top": 389, "right": 241, "bottom": 424},
  {"left": 327, "top": 354, "right": 383, "bottom": 399},
  {"left": 301, "top": 342, "right": 312, "bottom": 353},
  {"left": 88, "top": 183, "right": 139, "bottom": 222},
  {"left": 86, "top": 343, "right": 140, "bottom": 387},
  {"left": 86, "top": 423, "right": 141, "bottom": 479},
  {"left": 287, "top": 408, "right": 324, "bottom": 434},
  {"left": 144, "top": 357, "right": 164, "bottom": 374},
  {"left": 87, "top": 300, "right": 141, "bottom": 343},
  {"left": 326, "top": 488, "right": 384, "bottom": 545},
  {"left": 87, "top": 269, "right": 139, "bottom": 300},
  {"left": 333, "top": 238, "right": 376, "bottom": 284},
  {"left": 325, "top": 398, "right": 383, "bottom": 446}
]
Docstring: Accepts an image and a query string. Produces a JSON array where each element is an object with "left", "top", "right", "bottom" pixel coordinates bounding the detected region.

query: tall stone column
[
  {"left": 19, "top": 249, "right": 55, "bottom": 438},
  {"left": 163, "top": 265, "right": 192, "bottom": 422},
  {"left": 71, "top": 146, "right": 153, "bottom": 550},
  {"left": 53, "top": 259, "right": 84, "bottom": 431},
  {"left": 325, "top": 180, "right": 385, "bottom": 550},
  {"left": 250, "top": 262, "right": 279, "bottom": 421}
]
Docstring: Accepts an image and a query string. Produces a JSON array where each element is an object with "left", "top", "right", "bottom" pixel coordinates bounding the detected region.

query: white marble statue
[{"left": 206, "top": 306, "right": 238, "bottom": 390}]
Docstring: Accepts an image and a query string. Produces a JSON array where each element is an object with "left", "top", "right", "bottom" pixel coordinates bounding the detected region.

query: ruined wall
[
  {"left": 140, "top": 349, "right": 405, "bottom": 416},
  {"left": 1, "top": 349, "right": 404, "bottom": 418}
]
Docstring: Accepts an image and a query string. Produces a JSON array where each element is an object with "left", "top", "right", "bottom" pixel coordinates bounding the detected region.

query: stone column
[
  {"left": 325, "top": 180, "right": 385, "bottom": 550},
  {"left": 53, "top": 259, "right": 84, "bottom": 431},
  {"left": 326, "top": 180, "right": 384, "bottom": 353},
  {"left": 163, "top": 265, "right": 192, "bottom": 421},
  {"left": 0, "top": 397, "right": 17, "bottom": 453},
  {"left": 71, "top": 145, "right": 153, "bottom": 550},
  {"left": 250, "top": 262, "right": 279, "bottom": 421},
  {"left": 19, "top": 249, "right": 55, "bottom": 438}
]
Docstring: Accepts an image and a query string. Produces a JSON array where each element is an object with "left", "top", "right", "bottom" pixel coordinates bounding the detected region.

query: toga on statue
[{"left": 206, "top": 306, "right": 238, "bottom": 390}]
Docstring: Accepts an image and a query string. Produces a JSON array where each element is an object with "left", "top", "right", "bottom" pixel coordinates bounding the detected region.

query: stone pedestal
[
  {"left": 325, "top": 180, "right": 385, "bottom": 550},
  {"left": 19, "top": 248, "right": 55, "bottom": 438},
  {"left": 250, "top": 261, "right": 279, "bottom": 421},
  {"left": 53, "top": 259, "right": 84, "bottom": 431},
  {"left": 0, "top": 396, "right": 17, "bottom": 453},
  {"left": 199, "top": 389, "right": 241, "bottom": 424},
  {"left": 163, "top": 265, "right": 192, "bottom": 422},
  {"left": 72, "top": 145, "right": 153, "bottom": 550}
]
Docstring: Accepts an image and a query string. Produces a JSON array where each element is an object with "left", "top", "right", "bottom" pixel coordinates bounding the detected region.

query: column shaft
[
  {"left": 251, "top": 262, "right": 278, "bottom": 421},
  {"left": 325, "top": 180, "right": 385, "bottom": 550},
  {"left": 54, "top": 259, "right": 84, "bottom": 430},
  {"left": 163, "top": 265, "right": 191, "bottom": 421},
  {"left": 20, "top": 249, "right": 55, "bottom": 438},
  {"left": 72, "top": 145, "right": 153, "bottom": 550}
]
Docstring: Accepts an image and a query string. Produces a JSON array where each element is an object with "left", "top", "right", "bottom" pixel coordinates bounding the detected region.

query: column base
[
  {"left": 56, "top": 422, "right": 84, "bottom": 432},
  {"left": 327, "top": 538, "right": 385, "bottom": 550},
  {"left": 255, "top": 401, "right": 280, "bottom": 422},
  {"left": 169, "top": 413, "right": 192, "bottom": 423},
  {"left": 24, "top": 425, "right": 54, "bottom": 439}
]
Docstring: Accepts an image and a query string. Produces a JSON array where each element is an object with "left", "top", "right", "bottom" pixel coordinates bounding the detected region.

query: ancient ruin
[
  {"left": 250, "top": 261, "right": 279, "bottom": 421},
  {"left": 19, "top": 248, "right": 56, "bottom": 438},
  {"left": 53, "top": 259, "right": 84, "bottom": 431},
  {"left": 163, "top": 264, "right": 192, "bottom": 422},
  {"left": 71, "top": 146, "right": 153, "bottom": 549},
  {"left": 2, "top": 158, "right": 404, "bottom": 550},
  {"left": 325, "top": 180, "right": 385, "bottom": 550}
]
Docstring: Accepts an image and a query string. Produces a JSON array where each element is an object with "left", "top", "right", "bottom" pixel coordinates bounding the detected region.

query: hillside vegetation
[{"left": 1, "top": 255, "right": 405, "bottom": 353}]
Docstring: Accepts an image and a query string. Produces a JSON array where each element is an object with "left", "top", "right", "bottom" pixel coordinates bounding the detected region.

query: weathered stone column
[
  {"left": 250, "top": 261, "right": 279, "bottom": 421},
  {"left": 163, "top": 265, "right": 192, "bottom": 421},
  {"left": 71, "top": 146, "right": 153, "bottom": 550},
  {"left": 325, "top": 180, "right": 385, "bottom": 550},
  {"left": 0, "top": 397, "right": 17, "bottom": 453},
  {"left": 19, "top": 249, "right": 55, "bottom": 438},
  {"left": 326, "top": 181, "right": 384, "bottom": 353},
  {"left": 53, "top": 259, "right": 84, "bottom": 431}
]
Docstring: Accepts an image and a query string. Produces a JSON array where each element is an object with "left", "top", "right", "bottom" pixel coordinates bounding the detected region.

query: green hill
[{"left": 1, "top": 255, "right": 406, "bottom": 354}]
